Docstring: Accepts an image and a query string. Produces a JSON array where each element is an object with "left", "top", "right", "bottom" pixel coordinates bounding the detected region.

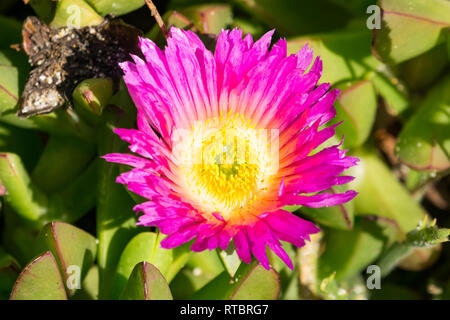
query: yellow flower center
[{"left": 173, "top": 113, "right": 279, "bottom": 220}]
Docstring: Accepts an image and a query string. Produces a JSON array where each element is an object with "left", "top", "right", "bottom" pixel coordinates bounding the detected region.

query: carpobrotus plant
[{"left": 104, "top": 27, "right": 359, "bottom": 270}]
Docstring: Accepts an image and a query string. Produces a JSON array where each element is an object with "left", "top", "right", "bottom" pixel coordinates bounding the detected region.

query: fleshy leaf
[
  {"left": 333, "top": 80, "right": 377, "bottom": 149},
  {"left": 51, "top": 0, "right": 103, "bottom": 28},
  {"left": 217, "top": 244, "right": 241, "bottom": 277},
  {"left": 234, "top": 0, "right": 350, "bottom": 36},
  {"left": 120, "top": 262, "right": 173, "bottom": 300},
  {"left": 112, "top": 232, "right": 191, "bottom": 299},
  {"left": 369, "top": 71, "right": 410, "bottom": 117},
  {"left": 31, "top": 135, "right": 96, "bottom": 193},
  {"left": 318, "top": 218, "right": 385, "bottom": 281},
  {"left": 0, "top": 50, "right": 28, "bottom": 117},
  {"left": 181, "top": 4, "right": 232, "bottom": 35},
  {"left": 349, "top": 149, "right": 426, "bottom": 234},
  {"left": 401, "top": 44, "right": 448, "bottom": 90},
  {"left": 287, "top": 29, "right": 382, "bottom": 85},
  {"left": 85, "top": 0, "right": 145, "bottom": 17},
  {"left": 170, "top": 250, "right": 224, "bottom": 300},
  {"left": 0, "top": 152, "right": 98, "bottom": 230},
  {"left": 10, "top": 251, "right": 67, "bottom": 300},
  {"left": 372, "top": 0, "right": 450, "bottom": 64},
  {"left": 72, "top": 265, "right": 99, "bottom": 300},
  {"left": 395, "top": 75, "right": 450, "bottom": 172},
  {"left": 96, "top": 108, "right": 141, "bottom": 299},
  {"left": 73, "top": 78, "right": 114, "bottom": 125},
  {"left": 192, "top": 262, "right": 280, "bottom": 300},
  {"left": 0, "top": 153, "right": 48, "bottom": 230},
  {"left": 36, "top": 222, "right": 97, "bottom": 295},
  {"left": 0, "top": 247, "right": 20, "bottom": 300},
  {"left": 0, "top": 122, "right": 43, "bottom": 172},
  {"left": 1, "top": 208, "right": 39, "bottom": 266},
  {"left": 287, "top": 30, "right": 410, "bottom": 117}
]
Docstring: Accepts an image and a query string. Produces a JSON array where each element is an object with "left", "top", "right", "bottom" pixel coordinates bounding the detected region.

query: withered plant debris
[{"left": 18, "top": 16, "right": 142, "bottom": 117}]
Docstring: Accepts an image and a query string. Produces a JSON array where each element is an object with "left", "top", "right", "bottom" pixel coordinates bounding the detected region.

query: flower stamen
[{"left": 175, "top": 114, "right": 275, "bottom": 219}]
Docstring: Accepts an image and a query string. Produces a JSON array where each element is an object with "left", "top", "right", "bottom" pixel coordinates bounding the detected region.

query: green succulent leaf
[
  {"left": 170, "top": 250, "right": 224, "bottom": 299},
  {"left": 120, "top": 262, "right": 173, "bottom": 300},
  {"left": 85, "top": 0, "right": 145, "bottom": 17},
  {"left": 349, "top": 149, "right": 426, "bottom": 234},
  {"left": 0, "top": 50, "right": 28, "bottom": 117},
  {"left": 73, "top": 78, "right": 114, "bottom": 125},
  {"left": 31, "top": 135, "right": 96, "bottom": 193},
  {"left": 187, "top": 250, "right": 225, "bottom": 278},
  {"left": 318, "top": 217, "right": 385, "bottom": 281},
  {"left": 0, "top": 246, "right": 20, "bottom": 300},
  {"left": 0, "top": 152, "right": 49, "bottom": 230},
  {"left": 395, "top": 75, "right": 450, "bottom": 172},
  {"left": 36, "top": 222, "right": 97, "bottom": 295},
  {"left": 96, "top": 108, "right": 140, "bottom": 299},
  {"left": 234, "top": 0, "right": 350, "bottom": 36},
  {"left": 181, "top": 4, "right": 233, "bottom": 35},
  {"left": 0, "top": 150, "right": 98, "bottom": 230},
  {"left": 51, "top": 160, "right": 99, "bottom": 223},
  {"left": 333, "top": 80, "right": 377, "bottom": 149},
  {"left": 1, "top": 208, "right": 39, "bottom": 266},
  {"left": 10, "top": 251, "right": 67, "bottom": 300},
  {"left": 287, "top": 30, "right": 410, "bottom": 117},
  {"left": 369, "top": 71, "right": 410, "bottom": 117},
  {"left": 373, "top": 0, "right": 450, "bottom": 64},
  {"left": 287, "top": 29, "right": 382, "bottom": 85},
  {"left": 0, "top": 122, "right": 43, "bottom": 172},
  {"left": 51, "top": 0, "right": 103, "bottom": 28},
  {"left": 112, "top": 231, "right": 191, "bottom": 298},
  {"left": 72, "top": 265, "right": 99, "bottom": 300},
  {"left": 192, "top": 262, "right": 280, "bottom": 300},
  {"left": 217, "top": 244, "right": 242, "bottom": 277},
  {"left": 401, "top": 44, "right": 449, "bottom": 90}
]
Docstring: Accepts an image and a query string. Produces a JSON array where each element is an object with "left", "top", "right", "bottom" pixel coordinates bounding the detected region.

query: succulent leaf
[
  {"left": 10, "top": 251, "right": 68, "bottom": 300},
  {"left": 120, "top": 262, "right": 173, "bottom": 300}
]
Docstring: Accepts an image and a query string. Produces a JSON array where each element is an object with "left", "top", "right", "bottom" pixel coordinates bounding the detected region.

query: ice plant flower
[{"left": 103, "top": 27, "right": 359, "bottom": 270}]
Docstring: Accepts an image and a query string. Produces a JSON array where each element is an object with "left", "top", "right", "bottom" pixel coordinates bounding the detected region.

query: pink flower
[{"left": 103, "top": 28, "right": 358, "bottom": 270}]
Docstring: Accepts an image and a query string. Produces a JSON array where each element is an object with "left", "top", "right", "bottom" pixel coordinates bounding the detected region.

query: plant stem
[{"left": 144, "top": 0, "right": 169, "bottom": 39}]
